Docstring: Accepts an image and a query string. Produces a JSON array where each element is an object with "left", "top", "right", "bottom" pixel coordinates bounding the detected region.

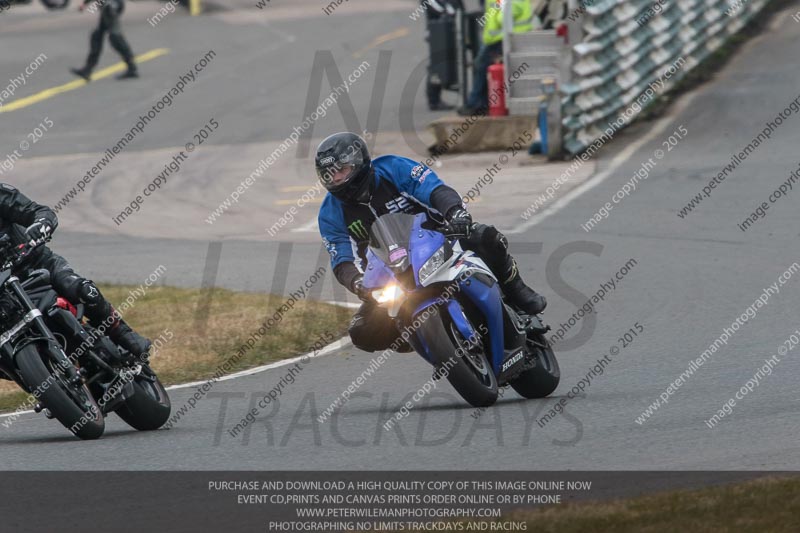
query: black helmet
[{"left": 315, "top": 132, "right": 373, "bottom": 204}]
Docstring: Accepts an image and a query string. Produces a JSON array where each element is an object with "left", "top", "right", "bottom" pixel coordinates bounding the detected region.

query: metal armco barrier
[{"left": 561, "top": 0, "right": 769, "bottom": 154}]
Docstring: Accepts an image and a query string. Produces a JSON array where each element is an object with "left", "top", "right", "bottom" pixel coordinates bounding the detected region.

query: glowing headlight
[
  {"left": 372, "top": 283, "right": 405, "bottom": 305},
  {"left": 418, "top": 246, "right": 447, "bottom": 285}
]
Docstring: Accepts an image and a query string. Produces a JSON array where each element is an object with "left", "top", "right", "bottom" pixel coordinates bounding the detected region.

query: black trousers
[
  {"left": 30, "top": 249, "right": 115, "bottom": 328},
  {"left": 349, "top": 223, "right": 515, "bottom": 352},
  {"left": 424, "top": 7, "right": 448, "bottom": 108},
  {"left": 85, "top": 0, "right": 134, "bottom": 70}
]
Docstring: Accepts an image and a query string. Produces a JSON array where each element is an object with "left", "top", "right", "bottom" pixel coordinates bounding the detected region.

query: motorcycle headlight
[
  {"left": 372, "top": 283, "right": 405, "bottom": 305},
  {"left": 418, "top": 246, "right": 448, "bottom": 285}
]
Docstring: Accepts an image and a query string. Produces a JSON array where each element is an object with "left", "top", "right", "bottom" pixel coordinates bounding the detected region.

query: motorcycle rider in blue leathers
[{"left": 316, "top": 132, "right": 546, "bottom": 352}]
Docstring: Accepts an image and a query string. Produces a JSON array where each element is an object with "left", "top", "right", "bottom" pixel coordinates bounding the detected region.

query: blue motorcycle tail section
[{"left": 458, "top": 276, "right": 505, "bottom": 374}]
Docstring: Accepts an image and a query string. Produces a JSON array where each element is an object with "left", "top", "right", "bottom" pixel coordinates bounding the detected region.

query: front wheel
[
  {"left": 509, "top": 333, "right": 560, "bottom": 398},
  {"left": 16, "top": 343, "right": 105, "bottom": 440},
  {"left": 114, "top": 366, "right": 171, "bottom": 431},
  {"left": 414, "top": 309, "right": 498, "bottom": 408}
]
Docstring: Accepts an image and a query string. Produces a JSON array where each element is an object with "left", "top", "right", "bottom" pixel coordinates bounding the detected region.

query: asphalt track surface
[{"left": 1, "top": 1, "right": 800, "bottom": 475}]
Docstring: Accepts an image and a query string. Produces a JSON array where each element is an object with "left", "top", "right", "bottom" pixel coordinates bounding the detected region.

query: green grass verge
[
  {"left": 0, "top": 284, "right": 351, "bottom": 413},
  {"left": 402, "top": 476, "right": 800, "bottom": 533}
]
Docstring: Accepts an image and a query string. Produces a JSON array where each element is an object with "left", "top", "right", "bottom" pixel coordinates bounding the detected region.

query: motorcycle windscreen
[{"left": 368, "top": 213, "right": 415, "bottom": 271}]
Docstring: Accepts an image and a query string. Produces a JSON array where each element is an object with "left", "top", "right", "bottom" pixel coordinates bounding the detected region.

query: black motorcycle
[
  {"left": 0, "top": 236, "right": 170, "bottom": 439},
  {"left": 3, "top": 0, "right": 70, "bottom": 10},
  {"left": 42, "top": 0, "right": 69, "bottom": 8}
]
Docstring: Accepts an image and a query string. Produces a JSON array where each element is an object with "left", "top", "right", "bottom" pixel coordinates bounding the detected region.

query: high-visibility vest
[{"left": 483, "top": 0, "right": 537, "bottom": 46}]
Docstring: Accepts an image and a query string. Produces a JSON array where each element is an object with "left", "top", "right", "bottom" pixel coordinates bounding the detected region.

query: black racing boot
[
  {"left": 70, "top": 67, "right": 92, "bottom": 81},
  {"left": 503, "top": 275, "right": 547, "bottom": 315},
  {"left": 497, "top": 257, "right": 547, "bottom": 315},
  {"left": 109, "top": 319, "right": 152, "bottom": 360}
]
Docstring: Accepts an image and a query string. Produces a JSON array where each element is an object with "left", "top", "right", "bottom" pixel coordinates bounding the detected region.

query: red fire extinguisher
[{"left": 487, "top": 62, "right": 507, "bottom": 117}]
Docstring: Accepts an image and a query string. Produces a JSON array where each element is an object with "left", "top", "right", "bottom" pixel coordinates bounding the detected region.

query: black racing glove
[
  {"left": 25, "top": 218, "right": 54, "bottom": 244},
  {"left": 445, "top": 207, "right": 473, "bottom": 237},
  {"left": 350, "top": 274, "right": 372, "bottom": 302}
]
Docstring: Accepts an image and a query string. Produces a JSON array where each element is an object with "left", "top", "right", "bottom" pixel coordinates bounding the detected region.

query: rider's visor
[{"left": 317, "top": 150, "right": 365, "bottom": 191}]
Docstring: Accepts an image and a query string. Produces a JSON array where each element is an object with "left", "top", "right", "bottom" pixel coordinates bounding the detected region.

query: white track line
[
  {"left": 2, "top": 300, "right": 358, "bottom": 418},
  {"left": 508, "top": 91, "right": 701, "bottom": 234},
  {"left": 324, "top": 300, "right": 361, "bottom": 309},
  {"left": 168, "top": 337, "right": 352, "bottom": 391},
  {"left": 0, "top": 338, "right": 352, "bottom": 420}
]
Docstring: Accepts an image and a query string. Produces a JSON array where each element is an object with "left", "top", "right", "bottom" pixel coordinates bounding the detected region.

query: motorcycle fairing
[
  {"left": 456, "top": 275, "right": 505, "bottom": 374},
  {"left": 363, "top": 248, "right": 395, "bottom": 290}
]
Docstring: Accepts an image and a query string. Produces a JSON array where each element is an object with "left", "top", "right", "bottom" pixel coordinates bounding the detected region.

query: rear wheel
[
  {"left": 114, "top": 366, "right": 171, "bottom": 431},
  {"left": 16, "top": 343, "right": 105, "bottom": 440},
  {"left": 509, "top": 333, "right": 560, "bottom": 398},
  {"left": 415, "top": 309, "right": 498, "bottom": 408}
]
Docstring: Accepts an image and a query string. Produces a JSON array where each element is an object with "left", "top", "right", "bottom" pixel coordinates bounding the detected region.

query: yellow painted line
[
  {"left": 189, "top": 0, "right": 202, "bottom": 16},
  {"left": 275, "top": 198, "right": 322, "bottom": 206},
  {"left": 0, "top": 48, "right": 169, "bottom": 114},
  {"left": 353, "top": 27, "right": 410, "bottom": 58}
]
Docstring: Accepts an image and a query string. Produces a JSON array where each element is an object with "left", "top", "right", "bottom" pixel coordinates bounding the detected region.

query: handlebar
[
  {"left": 439, "top": 223, "right": 470, "bottom": 240},
  {"left": 0, "top": 237, "right": 50, "bottom": 271}
]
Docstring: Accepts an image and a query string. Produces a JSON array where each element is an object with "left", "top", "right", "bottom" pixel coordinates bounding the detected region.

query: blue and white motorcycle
[{"left": 363, "top": 212, "right": 560, "bottom": 407}]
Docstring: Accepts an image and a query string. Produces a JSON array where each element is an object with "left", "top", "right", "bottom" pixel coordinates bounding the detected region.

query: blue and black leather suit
[{"left": 318, "top": 155, "right": 520, "bottom": 352}]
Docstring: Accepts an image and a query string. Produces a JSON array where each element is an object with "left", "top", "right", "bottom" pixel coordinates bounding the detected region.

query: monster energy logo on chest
[{"left": 348, "top": 220, "right": 369, "bottom": 240}]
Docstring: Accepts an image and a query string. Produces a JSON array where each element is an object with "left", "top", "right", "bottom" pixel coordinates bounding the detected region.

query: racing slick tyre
[
  {"left": 114, "top": 366, "right": 171, "bottom": 431},
  {"left": 16, "top": 343, "right": 105, "bottom": 440},
  {"left": 509, "top": 333, "right": 560, "bottom": 398},
  {"left": 414, "top": 309, "right": 498, "bottom": 408}
]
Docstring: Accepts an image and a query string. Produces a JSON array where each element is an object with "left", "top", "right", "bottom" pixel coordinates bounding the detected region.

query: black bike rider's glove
[
  {"left": 25, "top": 218, "right": 54, "bottom": 244},
  {"left": 445, "top": 207, "right": 473, "bottom": 237}
]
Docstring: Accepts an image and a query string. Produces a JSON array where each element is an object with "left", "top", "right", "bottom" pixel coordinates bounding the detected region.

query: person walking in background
[
  {"left": 458, "top": 0, "right": 537, "bottom": 115},
  {"left": 71, "top": 0, "right": 138, "bottom": 81},
  {"left": 423, "top": 0, "right": 464, "bottom": 111}
]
